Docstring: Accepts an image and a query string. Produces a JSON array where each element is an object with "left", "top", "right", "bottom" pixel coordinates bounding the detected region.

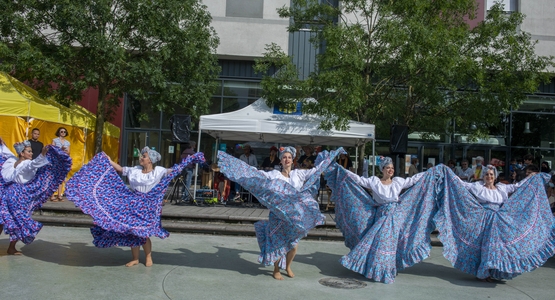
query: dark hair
[
  {"left": 461, "top": 159, "right": 469, "bottom": 164},
  {"left": 523, "top": 154, "right": 534, "bottom": 161},
  {"left": 550, "top": 174, "right": 555, "bottom": 183},
  {"left": 524, "top": 164, "right": 539, "bottom": 173},
  {"left": 447, "top": 159, "right": 456, "bottom": 166},
  {"left": 31, "top": 128, "right": 40, "bottom": 133},
  {"left": 55, "top": 127, "right": 69, "bottom": 137}
]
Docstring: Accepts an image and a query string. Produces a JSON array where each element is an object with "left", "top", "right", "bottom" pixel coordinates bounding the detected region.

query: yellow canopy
[{"left": 0, "top": 72, "right": 120, "bottom": 180}]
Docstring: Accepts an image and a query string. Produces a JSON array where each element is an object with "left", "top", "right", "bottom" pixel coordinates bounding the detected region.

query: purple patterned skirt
[
  {"left": 324, "top": 164, "right": 437, "bottom": 284},
  {"left": 434, "top": 165, "right": 555, "bottom": 280},
  {"left": 218, "top": 149, "right": 341, "bottom": 268},
  {"left": 0, "top": 146, "right": 72, "bottom": 243},
  {"left": 65, "top": 152, "right": 205, "bottom": 248}
]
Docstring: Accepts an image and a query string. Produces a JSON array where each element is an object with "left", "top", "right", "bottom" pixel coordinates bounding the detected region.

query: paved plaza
[{"left": 1, "top": 226, "right": 554, "bottom": 300}]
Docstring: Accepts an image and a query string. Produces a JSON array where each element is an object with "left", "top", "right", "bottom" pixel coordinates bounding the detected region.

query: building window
[
  {"left": 486, "top": 0, "right": 517, "bottom": 12},
  {"left": 226, "top": 0, "right": 264, "bottom": 18}
]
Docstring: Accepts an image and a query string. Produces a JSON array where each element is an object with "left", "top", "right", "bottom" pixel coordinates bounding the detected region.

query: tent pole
[
  {"left": 193, "top": 129, "right": 202, "bottom": 201},
  {"left": 372, "top": 139, "right": 375, "bottom": 176}
]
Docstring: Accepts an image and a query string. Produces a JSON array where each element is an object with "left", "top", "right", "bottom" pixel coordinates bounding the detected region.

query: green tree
[
  {"left": 0, "top": 0, "right": 220, "bottom": 153},
  {"left": 254, "top": 0, "right": 554, "bottom": 173}
]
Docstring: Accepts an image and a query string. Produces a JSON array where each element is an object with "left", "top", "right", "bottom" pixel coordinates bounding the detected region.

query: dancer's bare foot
[
  {"left": 125, "top": 260, "right": 139, "bottom": 267},
  {"left": 285, "top": 267, "right": 295, "bottom": 278},
  {"left": 7, "top": 249, "right": 22, "bottom": 255},
  {"left": 477, "top": 277, "right": 493, "bottom": 283},
  {"left": 145, "top": 254, "right": 153, "bottom": 267},
  {"left": 273, "top": 269, "right": 284, "bottom": 280}
]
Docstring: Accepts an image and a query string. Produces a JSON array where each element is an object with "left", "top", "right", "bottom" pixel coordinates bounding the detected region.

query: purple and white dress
[
  {"left": 434, "top": 165, "right": 555, "bottom": 280},
  {"left": 218, "top": 149, "right": 342, "bottom": 269},
  {"left": 65, "top": 152, "right": 205, "bottom": 248},
  {"left": 324, "top": 164, "right": 437, "bottom": 283},
  {"left": 0, "top": 146, "right": 72, "bottom": 243}
]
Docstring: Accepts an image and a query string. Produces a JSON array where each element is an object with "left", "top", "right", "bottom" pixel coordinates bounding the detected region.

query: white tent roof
[{"left": 199, "top": 98, "right": 374, "bottom": 146}]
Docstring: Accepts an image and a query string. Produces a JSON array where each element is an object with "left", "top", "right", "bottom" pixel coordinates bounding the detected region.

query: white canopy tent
[{"left": 193, "top": 98, "right": 376, "bottom": 197}]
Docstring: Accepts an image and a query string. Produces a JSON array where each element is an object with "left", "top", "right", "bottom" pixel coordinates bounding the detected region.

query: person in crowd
[
  {"left": 298, "top": 145, "right": 316, "bottom": 169},
  {"left": 211, "top": 163, "right": 231, "bottom": 204},
  {"left": 547, "top": 174, "right": 555, "bottom": 215},
  {"left": 261, "top": 146, "right": 280, "bottom": 171},
  {"left": 434, "top": 164, "right": 554, "bottom": 282},
  {"left": 408, "top": 157, "right": 419, "bottom": 177},
  {"left": 324, "top": 156, "right": 436, "bottom": 283},
  {"left": 471, "top": 156, "right": 484, "bottom": 182},
  {"left": 447, "top": 160, "right": 457, "bottom": 173},
  {"left": 292, "top": 145, "right": 302, "bottom": 169},
  {"left": 0, "top": 140, "right": 71, "bottom": 255},
  {"left": 51, "top": 127, "right": 70, "bottom": 201},
  {"left": 541, "top": 161, "right": 551, "bottom": 173},
  {"left": 178, "top": 142, "right": 196, "bottom": 204},
  {"left": 65, "top": 147, "right": 204, "bottom": 267},
  {"left": 426, "top": 162, "right": 434, "bottom": 170},
  {"left": 218, "top": 146, "right": 341, "bottom": 280},
  {"left": 28, "top": 128, "right": 44, "bottom": 160},
  {"left": 516, "top": 153, "right": 537, "bottom": 181},
  {"left": 232, "top": 144, "right": 258, "bottom": 201},
  {"left": 456, "top": 159, "right": 474, "bottom": 182},
  {"left": 337, "top": 152, "right": 353, "bottom": 172}
]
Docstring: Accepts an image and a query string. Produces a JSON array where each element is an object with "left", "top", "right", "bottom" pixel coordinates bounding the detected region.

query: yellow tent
[{"left": 0, "top": 72, "right": 120, "bottom": 178}]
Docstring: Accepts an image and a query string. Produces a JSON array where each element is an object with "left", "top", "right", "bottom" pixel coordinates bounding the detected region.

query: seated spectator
[
  {"left": 456, "top": 159, "right": 474, "bottom": 182},
  {"left": 261, "top": 146, "right": 280, "bottom": 171},
  {"left": 337, "top": 152, "right": 353, "bottom": 172}
]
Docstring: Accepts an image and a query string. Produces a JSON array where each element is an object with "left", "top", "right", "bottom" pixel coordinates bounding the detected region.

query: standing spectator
[
  {"left": 28, "top": 128, "right": 43, "bottom": 160},
  {"left": 426, "top": 162, "right": 434, "bottom": 170},
  {"left": 51, "top": 127, "right": 70, "bottom": 201},
  {"left": 261, "top": 146, "right": 280, "bottom": 171},
  {"left": 514, "top": 155, "right": 534, "bottom": 182},
  {"left": 456, "top": 159, "right": 474, "bottom": 182},
  {"left": 408, "top": 157, "right": 419, "bottom": 177},
  {"left": 471, "top": 156, "right": 484, "bottom": 182},
  {"left": 337, "top": 152, "right": 353, "bottom": 172},
  {"left": 541, "top": 161, "right": 551, "bottom": 173},
  {"left": 298, "top": 145, "right": 316, "bottom": 169},
  {"left": 232, "top": 144, "right": 258, "bottom": 200},
  {"left": 177, "top": 142, "right": 196, "bottom": 204}
]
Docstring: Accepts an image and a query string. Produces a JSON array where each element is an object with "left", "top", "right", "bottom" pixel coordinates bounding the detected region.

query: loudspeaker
[
  {"left": 390, "top": 125, "right": 409, "bottom": 154},
  {"left": 169, "top": 115, "right": 191, "bottom": 143}
]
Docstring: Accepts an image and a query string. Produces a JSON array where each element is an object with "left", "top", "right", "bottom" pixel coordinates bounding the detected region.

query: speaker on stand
[
  {"left": 169, "top": 115, "right": 191, "bottom": 143},
  {"left": 390, "top": 125, "right": 409, "bottom": 154},
  {"left": 390, "top": 125, "right": 409, "bottom": 175}
]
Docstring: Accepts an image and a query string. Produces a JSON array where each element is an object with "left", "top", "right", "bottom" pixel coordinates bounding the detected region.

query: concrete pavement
[{"left": 1, "top": 226, "right": 554, "bottom": 300}]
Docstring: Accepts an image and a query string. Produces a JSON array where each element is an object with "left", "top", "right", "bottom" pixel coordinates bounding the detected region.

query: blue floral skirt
[
  {"left": 324, "top": 164, "right": 437, "bottom": 283},
  {"left": 0, "top": 146, "right": 72, "bottom": 243},
  {"left": 434, "top": 165, "right": 555, "bottom": 280},
  {"left": 65, "top": 152, "right": 205, "bottom": 248},
  {"left": 218, "top": 149, "right": 341, "bottom": 267}
]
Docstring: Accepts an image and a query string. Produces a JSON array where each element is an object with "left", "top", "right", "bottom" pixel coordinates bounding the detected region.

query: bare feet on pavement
[
  {"left": 145, "top": 255, "right": 153, "bottom": 267},
  {"left": 125, "top": 260, "right": 139, "bottom": 267}
]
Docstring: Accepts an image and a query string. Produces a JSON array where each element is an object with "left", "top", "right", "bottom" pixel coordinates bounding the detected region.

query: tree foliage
[
  {"left": 254, "top": 0, "right": 554, "bottom": 171},
  {"left": 0, "top": 0, "right": 220, "bottom": 153}
]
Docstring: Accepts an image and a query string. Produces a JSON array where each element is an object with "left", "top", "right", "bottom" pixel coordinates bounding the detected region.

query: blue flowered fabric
[
  {"left": 218, "top": 148, "right": 342, "bottom": 268},
  {"left": 0, "top": 146, "right": 72, "bottom": 243},
  {"left": 324, "top": 164, "right": 438, "bottom": 284},
  {"left": 65, "top": 152, "right": 205, "bottom": 248},
  {"left": 433, "top": 165, "right": 555, "bottom": 280}
]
